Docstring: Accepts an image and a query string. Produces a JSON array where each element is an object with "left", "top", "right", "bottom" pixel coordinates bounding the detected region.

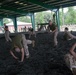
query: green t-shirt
[
  {"left": 11, "top": 34, "right": 23, "bottom": 49},
  {"left": 49, "top": 23, "right": 57, "bottom": 31}
]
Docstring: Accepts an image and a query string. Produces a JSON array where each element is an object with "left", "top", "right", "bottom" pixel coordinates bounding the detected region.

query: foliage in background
[
  {"left": 59, "top": 7, "right": 76, "bottom": 25},
  {"left": 64, "top": 7, "right": 76, "bottom": 25},
  {"left": 3, "top": 18, "right": 12, "bottom": 24},
  {"left": 17, "top": 16, "right": 31, "bottom": 23},
  {"left": 35, "top": 11, "right": 52, "bottom": 25},
  {"left": 3, "top": 6, "right": 76, "bottom": 26}
]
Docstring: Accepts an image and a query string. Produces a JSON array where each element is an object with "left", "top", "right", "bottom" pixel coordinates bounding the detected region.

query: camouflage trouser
[
  {"left": 72, "top": 68, "right": 76, "bottom": 75},
  {"left": 5, "top": 31, "right": 12, "bottom": 42},
  {"left": 22, "top": 34, "right": 32, "bottom": 57},
  {"left": 67, "top": 32, "right": 76, "bottom": 39},
  {"left": 54, "top": 30, "right": 58, "bottom": 46},
  {"left": 64, "top": 53, "right": 76, "bottom": 75}
]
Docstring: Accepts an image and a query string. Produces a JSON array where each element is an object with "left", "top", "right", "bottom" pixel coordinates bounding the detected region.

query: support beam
[
  {"left": 62, "top": 8, "right": 64, "bottom": 25},
  {"left": 58, "top": 9, "right": 60, "bottom": 31},
  {"left": 62, "top": 2, "right": 76, "bottom": 8},
  {"left": 23, "top": 0, "right": 59, "bottom": 10},
  {"left": 12, "top": 17, "right": 17, "bottom": 32},
  {"left": 0, "top": 13, "right": 31, "bottom": 18},
  {"left": 0, "top": 14, "right": 16, "bottom": 18},
  {"left": 54, "top": 1, "right": 76, "bottom": 8},
  {"left": 0, "top": 6, "right": 28, "bottom": 15},
  {"left": 24, "top": 0, "right": 76, "bottom": 11},
  {"left": 0, "top": 18, "right": 3, "bottom": 26},
  {"left": 30, "top": 13, "right": 35, "bottom": 30},
  {"left": 56, "top": 9, "right": 60, "bottom": 31}
]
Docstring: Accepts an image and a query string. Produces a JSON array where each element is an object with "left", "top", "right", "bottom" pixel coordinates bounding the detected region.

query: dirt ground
[{"left": 0, "top": 32, "right": 75, "bottom": 75}]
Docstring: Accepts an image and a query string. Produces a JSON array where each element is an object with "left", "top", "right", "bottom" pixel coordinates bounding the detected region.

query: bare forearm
[
  {"left": 70, "top": 43, "right": 76, "bottom": 52},
  {"left": 69, "top": 33, "right": 76, "bottom": 39},
  {"left": 71, "top": 51, "right": 76, "bottom": 60},
  {"left": 52, "top": 27, "right": 58, "bottom": 33},
  {"left": 21, "top": 48, "right": 24, "bottom": 62},
  {"left": 52, "top": 29, "right": 56, "bottom": 33},
  {"left": 10, "top": 51, "right": 18, "bottom": 59}
]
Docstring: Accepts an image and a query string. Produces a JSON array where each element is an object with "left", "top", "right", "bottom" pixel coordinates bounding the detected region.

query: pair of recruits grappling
[{"left": 4, "top": 26, "right": 35, "bottom": 62}]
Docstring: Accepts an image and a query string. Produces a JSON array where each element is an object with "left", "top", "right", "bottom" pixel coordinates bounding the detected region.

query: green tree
[
  {"left": 35, "top": 11, "right": 52, "bottom": 25},
  {"left": 17, "top": 16, "right": 31, "bottom": 23},
  {"left": 35, "top": 12, "right": 44, "bottom": 24},
  {"left": 64, "top": 7, "right": 76, "bottom": 24},
  {"left": 3, "top": 18, "right": 11, "bottom": 24},
  {"left": 44, "top": 12, "right": 52, "bottom": 23}
]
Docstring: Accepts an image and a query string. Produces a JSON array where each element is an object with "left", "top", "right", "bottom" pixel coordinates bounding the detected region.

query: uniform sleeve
[
  {"left": 54, "top": 23, "right": 57, "bottom": 28},
  {"left": 11, "top": 34, "right": 23, "bottom": 49},
  {"left": 5, "top": 31, "right": 10, "bottom": 41}
]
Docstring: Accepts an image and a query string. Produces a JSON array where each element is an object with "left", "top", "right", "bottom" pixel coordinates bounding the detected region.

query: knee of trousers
[
  {"left": 26, "top": 40, "right": 32, "bottom": 44},
  {"left": 24, "top": 46, "right": 29, "bottom": 56}
]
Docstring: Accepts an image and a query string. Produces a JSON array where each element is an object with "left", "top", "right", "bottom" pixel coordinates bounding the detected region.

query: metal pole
[
  {"left": 12, "top": 16, "right": 17, "bottom": 32},
  {"left": 62, "top": 8, "right": 64, "bottom": 25},
  {"left": 30, "top": 13, "right": 35, "bottom": 30},
  {"left": 0, "top": 18, "right": 3, "bottom": 26},
  {"left": 56, "top": 9, "right": 60, "bottom": 31}
]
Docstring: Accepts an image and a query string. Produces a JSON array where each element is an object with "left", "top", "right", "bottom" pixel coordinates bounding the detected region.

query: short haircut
[
  {"left": 5, "top": 26, "right": 8, "bottom": 28},
  {"left": 65, "top": 27, "right": 68, "bottom": 30}
]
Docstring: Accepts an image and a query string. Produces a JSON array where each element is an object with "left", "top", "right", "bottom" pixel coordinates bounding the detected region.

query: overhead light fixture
[{"left": 14, "top": 1, "right": 19, "bottom": 4}]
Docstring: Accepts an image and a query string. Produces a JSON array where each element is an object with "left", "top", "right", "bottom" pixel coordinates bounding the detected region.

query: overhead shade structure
[
  {"left": 0, "top": 0, "right": 75, "bottom": 17},
  {"left": 0, "top": 0, "right": 75, "bottom": 31}
]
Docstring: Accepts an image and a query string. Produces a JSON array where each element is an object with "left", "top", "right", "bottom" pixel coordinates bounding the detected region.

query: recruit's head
[
  {"left": 5, "top": 26, "right": 8, "bottom": 30},
  {"left": 49, "top": 20, "right": 52, "bottom": 25},
  {"left": 65, "top": 27, "right": 68, "bottom": 31}
]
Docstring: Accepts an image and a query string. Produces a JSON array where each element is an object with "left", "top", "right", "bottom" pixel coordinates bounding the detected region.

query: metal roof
[{"left": 0, "top": 0, "right": 76, "bottom": 17}]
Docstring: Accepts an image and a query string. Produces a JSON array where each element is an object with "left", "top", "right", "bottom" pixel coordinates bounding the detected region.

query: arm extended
[
  {"left": 20, "top": 48, "right": 24, "bottom": 62},
  {"left": 70, "top": 43, "right": 76, "bottom": 60},
  {"left": 52, "top": 27, "right": 58, "bottom": 33},
  {"left": 10, "top": 50, "right": 18, "bottom": 59}
]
